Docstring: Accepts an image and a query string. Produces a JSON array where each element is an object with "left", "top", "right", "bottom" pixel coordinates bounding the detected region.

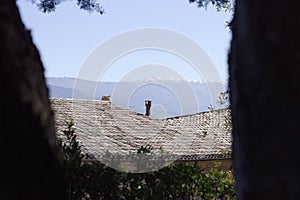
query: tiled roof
[{"left": 50, "top": 98, "right": 232, "bottom": 161}]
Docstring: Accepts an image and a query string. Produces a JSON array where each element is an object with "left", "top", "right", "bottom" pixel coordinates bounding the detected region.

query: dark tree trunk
[
  {"left": 229, "top": 1, "right": 300, "bottom": 199},
  {"left": 0, "top": 1, "right": 66, "bottom": 199}
]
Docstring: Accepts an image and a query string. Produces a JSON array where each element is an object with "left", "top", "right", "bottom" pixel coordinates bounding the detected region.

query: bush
[{"left": 58, "top": 121, "right": 235, "bottom": 200}]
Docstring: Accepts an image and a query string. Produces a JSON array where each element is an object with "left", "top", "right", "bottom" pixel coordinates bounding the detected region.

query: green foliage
[
  {"left": 58, "top": 121, "right": 236, "bottom": 199},
  {"left": 189, "top": 0, "right": 231, "bottom": 10},
  {"left": 58, "top": 121, "right": 86, "bottom": 199},
  {"left": 28, "top": 0, "right": 233, "bottom": 14},
  {"left": 102, "top": 145, "right": 169, "bottom": 173},
  {"left": 218, "top": 91, "right": 229, "bottom": 106},
  {"left": 28, "top": 0, "right": 104, "bottom": 14},
  {"left": 194, "top": 168, "right": 235, "bottom": 199}
]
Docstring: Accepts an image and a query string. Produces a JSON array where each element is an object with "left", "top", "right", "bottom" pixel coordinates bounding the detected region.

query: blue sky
[{"left": 17, "top": 0, "right": 232, "bottom": 83}]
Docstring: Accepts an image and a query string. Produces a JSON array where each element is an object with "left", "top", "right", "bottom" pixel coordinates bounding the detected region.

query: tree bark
[
  {"left": 0, "top": 1, "right": 66, "bottom": 199},
  {"left": 229, "top": 1, "right": 300, "bottom": 199}
]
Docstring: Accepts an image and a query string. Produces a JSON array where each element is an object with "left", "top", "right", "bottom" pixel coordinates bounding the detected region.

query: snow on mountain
[{"left": 47, "top": 77, "right": 227, "bottom": 118}]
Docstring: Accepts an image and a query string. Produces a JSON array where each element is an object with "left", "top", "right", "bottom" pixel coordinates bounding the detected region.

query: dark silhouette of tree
[
  {"left": 229, "top": 1, "right": 300, "bottom": 199},
  {"left": 30, "top": 0, "right": 231, "bottom": 14},
  {"left": 27, "top": 0, "right": 105, "bottom": 13},
  {"left": 0, "top": 0, "right": 66, "bottom": 199},
  {"left": 189, "top": 0, "right": 230, "bottom": 8}
]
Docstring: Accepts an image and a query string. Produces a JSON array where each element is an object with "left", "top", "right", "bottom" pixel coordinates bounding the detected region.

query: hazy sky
[{"left": 17, "top": 0, "right": 232, "bottom": 83}]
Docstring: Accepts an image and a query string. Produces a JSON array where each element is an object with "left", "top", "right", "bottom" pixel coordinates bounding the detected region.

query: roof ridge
[
  {"left": 166, "top": 108, "right": 230, "bottom": 120},
  {"left": 50, "top": 97, "right": 230, "bottom": 120}
]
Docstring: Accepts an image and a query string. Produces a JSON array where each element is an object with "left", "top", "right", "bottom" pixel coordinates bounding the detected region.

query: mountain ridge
[{"left": 47, "top": 77, "right": 227, "bottom": 118}]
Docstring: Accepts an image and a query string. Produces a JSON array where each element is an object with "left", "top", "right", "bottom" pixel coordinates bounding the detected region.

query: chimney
[
  {"left": 101, "top": 95, "right": 110, "bottom": 101},
  {"left": 145, "top": 100, "right": 152, "bottom": 116}
]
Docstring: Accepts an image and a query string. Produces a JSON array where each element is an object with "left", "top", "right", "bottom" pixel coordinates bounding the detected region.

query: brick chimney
[
  {"left": 101, "top": 95, "right": 110, "bottom": 101},
  {"left": 145, "top": 100, "right": 151, "bottom": 116}
]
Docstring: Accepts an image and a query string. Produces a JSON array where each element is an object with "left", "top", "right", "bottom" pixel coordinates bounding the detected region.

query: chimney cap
[{"left": 145, "top": 100, "right": 152, "bottom": 105}]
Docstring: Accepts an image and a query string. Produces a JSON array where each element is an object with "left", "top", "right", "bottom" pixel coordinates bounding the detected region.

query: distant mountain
[{"left": 46, "top": 77, "right": 227, "bottom": 118}]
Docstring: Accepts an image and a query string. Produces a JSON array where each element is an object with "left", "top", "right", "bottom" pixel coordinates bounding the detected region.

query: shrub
[{"left": 58, "top": 121, "right": 235, "bottom": 199}]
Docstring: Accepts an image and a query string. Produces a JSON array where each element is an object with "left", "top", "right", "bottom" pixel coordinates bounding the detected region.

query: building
[{"left": 50, "top": 98, "right": 232, "bottom": 172}]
